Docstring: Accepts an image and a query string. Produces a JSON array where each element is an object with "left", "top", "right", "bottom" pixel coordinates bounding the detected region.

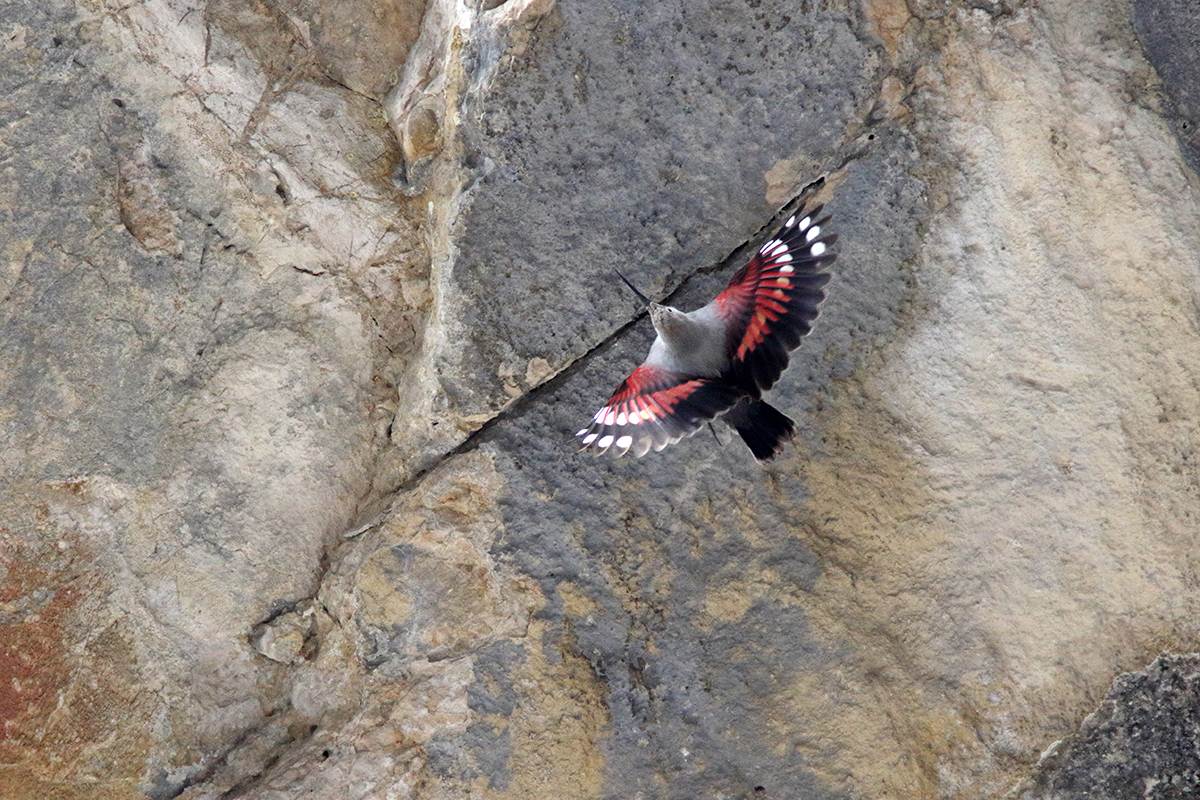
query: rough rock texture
[
  {"left": 3, "top": 0, "right": 1200, "bottom": 798},
  {"left": 1012, "top": 654, "right": 1200, "bottom": 800},
  {"left": 1131, "top": 0, "right": 1200, "bottom": 174}
]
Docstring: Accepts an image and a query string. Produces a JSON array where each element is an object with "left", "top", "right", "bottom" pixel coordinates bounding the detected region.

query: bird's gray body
[{"left": 645, "top": 302, "right": 728, "bottom": 377}]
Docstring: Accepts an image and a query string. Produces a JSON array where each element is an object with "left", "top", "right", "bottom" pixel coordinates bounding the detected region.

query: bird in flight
[{"left": 576, "top": 197, "right": 836, "bottom": 461}]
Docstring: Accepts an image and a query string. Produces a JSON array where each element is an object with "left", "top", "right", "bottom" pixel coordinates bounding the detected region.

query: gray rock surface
[
  {"left": 1131, "top": 0, "right": 1200, "bottom": 173},
  {"left": 445, "top": 1, "right": 871, "bottom": 408},
  {"left": 1013, "top": 654, "right": 1200, "bottom": 800},
  {"left": 3, "top": 0, "right": 1200, "bottom": 798}
]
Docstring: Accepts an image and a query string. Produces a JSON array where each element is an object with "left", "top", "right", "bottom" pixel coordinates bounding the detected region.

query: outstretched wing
[
  {"left": 577, "top": 364, "right": 744, "bottom": 457},
  {"left": 709, "top": 204, "right": 837, "bottom": 394}
]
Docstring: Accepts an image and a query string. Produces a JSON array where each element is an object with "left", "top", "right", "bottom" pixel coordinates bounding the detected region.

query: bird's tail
[{"left": 726, "top": 399, "right": 795, "bottom": 461}]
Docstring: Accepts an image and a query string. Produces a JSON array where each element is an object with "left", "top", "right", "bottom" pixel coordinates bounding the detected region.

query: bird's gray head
[{"left": 649, "top": 302, "right": 688, "bottom": 339}]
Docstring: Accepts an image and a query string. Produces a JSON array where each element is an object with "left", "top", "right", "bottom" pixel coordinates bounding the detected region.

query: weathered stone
[
  {"left": 253, "top": 605, "right": 319, "bottom": 665},
  {"left": 1, "top": 0, "right": 427, "bottom": 794},
  {"left": 5, "top": 0, "right": 1200, "bottom": 798},
  {"left": 1012, "top": 654, "right": 1200, "bottom": 800}
]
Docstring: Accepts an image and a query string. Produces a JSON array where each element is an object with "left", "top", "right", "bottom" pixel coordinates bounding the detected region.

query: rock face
[
  {"left": 2, "top": 0, "right": 1200, "bottom": 798},
  {"left": 1012, "top": 654, "right": 1200, "bottom": 800}
]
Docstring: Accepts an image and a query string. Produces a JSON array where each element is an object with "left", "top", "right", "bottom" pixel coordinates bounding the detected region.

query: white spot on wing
[
  {"left": 776, "top": 253, "right": 792, "bottom": 264},
  {"left": 576, "top": 429, "right": 588, "bottom": 436},
  {"left": 799, "top": 216, "right": 811, "bottom": 230},
  {"left": 583, "top": 433, "right": 598, "bottom": 445},
  {"left": 616, "top": 412, "right": 627, "bottom": 426},
  {"left": 598, "top": 435, "right": 614, "bottom": 449},
  {"left": 780, "top": 264, "right": 794, "bottom": 273},
  {"left": 604, "top": 409, "right": 617, "bottom": 426},
  {"left": 811, "top": 242, "right": 826, "bottom": 256},
  {"left": 785, "top": 214, "right": 796, "bottom": 227},
  {"left": 805, "top": 225, "right": 821, "bottom": 242},
  {"left": 767, "top": 241, "right": 787, "bottom": 257},
  {"left": 616, "top": 435, "right": 632, "bottom": 449}
]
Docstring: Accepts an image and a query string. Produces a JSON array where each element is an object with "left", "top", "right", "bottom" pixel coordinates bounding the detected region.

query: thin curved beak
[{"left": 614, "top": 269, "right": 652, "bottom": 308}]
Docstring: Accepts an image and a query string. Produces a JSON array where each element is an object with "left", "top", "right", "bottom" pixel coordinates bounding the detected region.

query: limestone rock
[{"left": 4, "top": 0, "right": 1200, "bottom": 798}]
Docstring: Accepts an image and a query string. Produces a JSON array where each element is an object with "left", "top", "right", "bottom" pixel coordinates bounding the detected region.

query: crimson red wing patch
[
  {"left": 709, "top": 204, "right": 837, "bottom": 394},
  {"left": 576, "top": 365, "right": 744, "bottom": 457}
]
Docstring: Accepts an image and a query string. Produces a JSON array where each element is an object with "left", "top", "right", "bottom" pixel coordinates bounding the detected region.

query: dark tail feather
[{"left": 726, "top": 400, "right": 795, "bottom": 461}]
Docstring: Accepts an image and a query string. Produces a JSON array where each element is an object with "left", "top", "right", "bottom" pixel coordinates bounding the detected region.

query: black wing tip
[{"left": 797, "top": 202, "right": 824, "bottom": 221}]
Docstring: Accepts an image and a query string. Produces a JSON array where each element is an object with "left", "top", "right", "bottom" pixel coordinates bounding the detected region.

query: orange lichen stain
[
  {"left": 0, "top": 550, "right": 81, "bottom": 758},
  {"left": 0, "top": 488, "right": 152, "bottom": 795},
  {"left": 0, "top": 619, "right": 74, "bottom": 740}
]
